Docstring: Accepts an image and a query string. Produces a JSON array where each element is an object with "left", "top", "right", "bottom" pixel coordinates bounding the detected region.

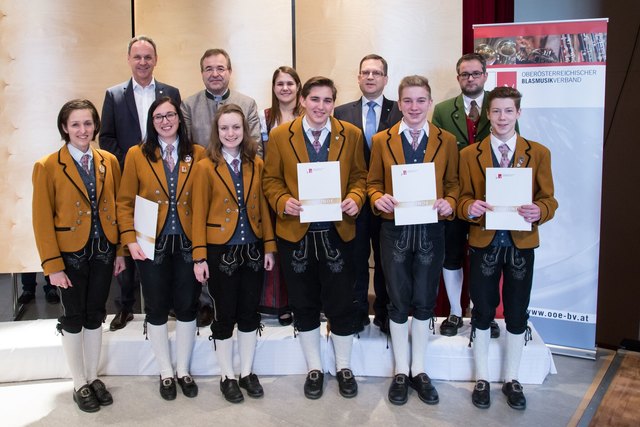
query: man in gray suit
[
  {"left": 334, "top": 54, "right": 402, "bottom": 333},
  {"left": 181, "top": 48, "right": 261, "bottom": 155},
  {"left": 100, "top": 35, "right": 181, "bottom": 331}
]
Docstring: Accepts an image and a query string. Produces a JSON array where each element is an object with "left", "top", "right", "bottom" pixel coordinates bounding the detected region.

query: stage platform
[{"left": 0, "top": 317, "right": 556, "bottom": 384}]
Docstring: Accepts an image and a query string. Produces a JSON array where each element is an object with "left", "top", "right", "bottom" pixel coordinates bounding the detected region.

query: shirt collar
[
  {"left": 463, "top": 93, "right": 484, "bottom": 113},
  {"left": 361, "top": 95, "right": 384, "bottom": 109},
  {"left": 67, "top": 143, "right": 91, "bottom": 164},
  {"left": 205, "top": 88, "right": 230, "bottom": 101},
  {"left": 132, "top": 77, "right": 156, "bottom": 91},
  {"left": 302, "top": 116, "right": 331, "bottom": 135},
  {"left": 490, "top": 132, "right": 517, "bottom": 154},
  {"left": 398, "top": 119, "right": 429, "bottom": 138},
  {"left": 222, "top": 149, "right": 241, "bottom": 166},
  {"left": 159, "top": 137, "right": 179, "bottom": 156}
]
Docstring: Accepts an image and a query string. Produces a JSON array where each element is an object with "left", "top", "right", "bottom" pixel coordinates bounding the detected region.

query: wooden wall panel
[
  {"left": 0, "top": 0, "right": 131, "bottom": 272},
  {"left": 295, "top": 0, "right": 463, "bottom": 107},
  {"left": 134, "top": 0, "right": 293, "bottom": 110}
]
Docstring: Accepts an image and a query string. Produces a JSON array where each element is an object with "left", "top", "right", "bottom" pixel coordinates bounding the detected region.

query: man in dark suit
[
  {"left": 100, "top": 35, "right": 181, "bottom": 331},
  {"left": 432, "top": 53, "right": 500, "bottom": 339},
  {"left": 334, "top": 54, "right": 402, "bottom": 333}
]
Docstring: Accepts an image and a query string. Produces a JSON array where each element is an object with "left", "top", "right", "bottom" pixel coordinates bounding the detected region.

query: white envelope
[
  {"left": 297, "top": 161, "right": 342, "bottom": 223},
  {"left": 134, "top": 195, "right": 159, "bottom": 260},
  {"left": 391, "top": 163, "right": 438, "bottom": 226},
  {"left": 485, "top": 167, "right": 532, "bottom": 231}
]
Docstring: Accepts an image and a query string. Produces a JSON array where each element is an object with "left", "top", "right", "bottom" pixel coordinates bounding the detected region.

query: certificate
[
  {"left": 297, "top": 161, "right": 342, "bottom": 223},
  {"left": 134, "top": 195, "right": 159, "bottom": 260},
  {"left": 391, "top": 163, "right": 437, "bottom": 226},
  {"left": 485, "top": 167, "right": 532, "bottom": 231}
]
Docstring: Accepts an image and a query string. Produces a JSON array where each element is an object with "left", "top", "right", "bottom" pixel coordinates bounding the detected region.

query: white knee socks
[
  {"left": 237, "top": 330, "right": 258, "bottom": 378},
  {"left": 331, "top": 333, "right": 354, "bottom": 371},
  {"left": 389, "top": 320, "right": 410, "bottom": 375},
  {"left": 147, "top": 323, "right": 174, "bottom": 379},
  {"left": 298, "top": 327, "right": 323, "bottom": 372},
  {"left": 443, "top": 268, "right": 464, "bottom": 317},
  {"left": 504, "top": 331, "right": 525, "bottom": 382},
  {"left": 82, "top": 326, "right": 102, "bottom": 383},
  {"left": 215, "top": 337, "right": 236, "bottom": 380},
  {"left": 410, "top": 318, "right": 429, "bottom": 375},
  {"left": 473, "top": 327, "right": 491, "bottom": 381},
  {"left": 175, "top": 320, "right": 196, "bottom": 378},
  {"left": 60, "top": 330, "right": 86, "bottom": 390}
]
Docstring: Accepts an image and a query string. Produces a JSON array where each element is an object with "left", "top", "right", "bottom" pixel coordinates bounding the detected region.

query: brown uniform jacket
[
  {"left": 116, "top": 144, "right": 206, "bottom": 245},
  {"left": 191, "top": 156, "right": 276, "bottom": 260},
  {"left": 263, "top": 116, "right": 368, "bottom": 243},
  {"left": 367, "top": 121, "right": 459, "bottom": 220},
  {"left": 32, "top": 145, "right": 121, "bottom": 275},
  {"left": 457, "top": 135, "right": 558, "bottom": 249}
]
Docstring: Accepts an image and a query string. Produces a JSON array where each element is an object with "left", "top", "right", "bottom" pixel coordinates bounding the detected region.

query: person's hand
[
  {"left": 434, "top": 198, "right": 453, "bottom": 216},
  {"left": 374, "top": 194, "right": 398, "bottom": 214},
  {"left": 468, "top": 200, "right": 493, "bottom": 217},
  {"left": 49, "top": 271, "right": 72, "bottom": 289},
  {"left": 341, "top": 197, "right": 359, "bottom": 217},
  {"left": 194, "top": 261, "right": 209, "bottom": 283},
  {"left": 284, "top": 197, "right": 303, "bottom": 216},
  {"left": 113, "top": 256, "right": 126, "bottom": 276},
  {"left": 518, "top": 203, "right": 541, "bottom": 223},
  {"left": 127, "top": 242, "right": 148, "bottom": 261},
  {"left": 264, "top": 253, "right": 275, "bottom": 271}
]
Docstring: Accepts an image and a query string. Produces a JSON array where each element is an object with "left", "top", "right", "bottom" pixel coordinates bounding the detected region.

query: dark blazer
[
  {"left": 432, "top": 92, "right": 491, "bottom": 151},
  {"left": 99, "top": 78, "right": 181, "bottom": 167},
  {"left": 32, "top": 146, "right": 121, "bottom": 275},
  {"left": 334, "top": 97, "right": 403, "bottom": 166},
  {"left": 263, "top": 116, "right": 367, "bottom": 243},
  {"left": 457, "top": 135, "right": 558, "bottom": 249}
]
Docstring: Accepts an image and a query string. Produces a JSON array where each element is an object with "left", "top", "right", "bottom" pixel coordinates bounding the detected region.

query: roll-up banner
[{"left": 474, "top": 19, "right": 608, "bottom": 359}]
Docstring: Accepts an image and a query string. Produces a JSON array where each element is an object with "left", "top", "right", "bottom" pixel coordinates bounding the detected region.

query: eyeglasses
[
  {"left": 359, "top": 70, "right": 385, "bottom": 78},
  {"left": 458, "top": 71, "right": 485, "bottom": 80},
  {"left": 202, "top": 66, "right": 228, "bottom": 74},
  {"left": 152, "top": 112, "right": 178, "bottom": 123}
]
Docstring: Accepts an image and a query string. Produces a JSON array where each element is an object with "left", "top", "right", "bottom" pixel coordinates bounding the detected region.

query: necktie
[
  {"left": 231, "top": 158, "right": 240, "bottom": 175},
  {"left": 498, "top": 143, "right": 510, "bottom": 167},
  {"left": 469, "top": 100, "right": 480, "bottom": 122},
  {"left": 81, "top": 154, "right": 91, "bottom": 175},
  {"left": 409, "top": 129, "right": 421, "bottom": 151},
  {"left": 311, "top": 130, "right": 322, "bottom": 153},
  {"left": 164, "top": 144, "right": 175, "bottom": 172},
  {"left": 364, "top": 101, "right": 377, "bottom": 147}
]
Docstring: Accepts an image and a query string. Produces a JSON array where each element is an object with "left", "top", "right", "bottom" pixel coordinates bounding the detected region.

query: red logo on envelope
[
  {"left": 402, "top": 170, "right": 407, "bottom": 175},
  {"left": 497, "top": 173, "right": 503, "bottom": 179},
  {"left": 308, "top": 168, "right": 313, "bottom": 174}
]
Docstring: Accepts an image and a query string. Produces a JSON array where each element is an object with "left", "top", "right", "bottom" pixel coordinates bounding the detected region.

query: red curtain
[{"left": 462, "top": 0, "right": 514, "bottom": 53}]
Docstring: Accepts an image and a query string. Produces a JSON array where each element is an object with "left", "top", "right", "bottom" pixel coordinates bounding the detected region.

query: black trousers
[
  {"left": 469, "top": 245, "right": 534, "bottom": 335},
  {"left": 278, "top": 228, "right": 358, "bottom": 336},
  {"left": 59, "top": 237, "right": 115, "bottom": 333},
  {"left": 353, "top": 202, "right": 388, "bottom": 319},
  {"left": 443, "top": 217, "right": 470, "bottom": 270},
  {"left": 207, "top": 242, "right": 264, "bottom": 340},
  {"left": 114, "top": 255, "right": 138, "bottom": 312},
  {"left": 136, "top": 234, "right": 200, "bottom": 325}
]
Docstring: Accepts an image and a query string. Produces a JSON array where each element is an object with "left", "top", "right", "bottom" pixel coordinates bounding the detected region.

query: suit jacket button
[
  {"left": 112, "top": 221, "right": 117, "bottom": 225},
  {"left": 107, "top": 215, "right": 111, "bottom": 220},
  {"left": 225, "top": 218, "right": 230, "bottom": 222},
  {"left": 224, "top": 198, "right": 229, "bottom": 203},
  {"left": 226, "top": 208, "right": 231, "bottom": 213},
  {"left": 155, "top": 190, "right": 160, "bottom": 194},
  {"left": 71, "top": 226, "right": 76, "bottom": 231},
  {"left": 158, "top": 200, "right": 162, "bottom": 204},
  {"left": 185, "top": 211, "right": 190, "bottom": 216},
  {"left": 78, "top": 211, "right": 84, "bottom": 216},
  {"left": 76, "top": 201, "right": 81, "bottom": 207},
  {"left": 185, "top": 191, "right": 190, "bottom": 196},
  {"left": 76, "top": 220, "right": 81, "bottom": 224}
]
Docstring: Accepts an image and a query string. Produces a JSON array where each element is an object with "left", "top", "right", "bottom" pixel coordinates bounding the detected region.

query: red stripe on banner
[{"left": 474, "top": 20, "right": 607, "bottom": 38}]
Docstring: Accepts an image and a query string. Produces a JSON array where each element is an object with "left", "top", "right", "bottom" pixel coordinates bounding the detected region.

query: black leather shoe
[
  {"left": 502, "top": 380, "right": 526, "bottom": 410},
  {"left": 220, "top": 377, "right": 244, "bottom": 403},
  {"left": 440, "top": 315, "right": 463, "bottom": 337},
  {"left": 388, "top": 374, "right": 409, "bottom": 405},
  {"left": 490, "top": 320, "right": 500, "bottom": 339},
  {"left": 472, "top": 380, "right": 491, "bottom": 409},
  {"left": 373, "top": 316, "right": 390, "bottom": 334},
  {"left": 89, "top": 379, "right": 113, "bottom": 406},
  {"left": 45, "top": 288, "right": 60, "bottom": 304},
  {"left": 109, "top": 310, "right": 134, "bottom": 331},
  {"left": 73, "top": 384, "right": 100, "bottom": 413},
  {"left": 197, "top": 305, "right": 213, "bottom": 327},
  {"left": 336, "top": 368, "right": 358, "bottom": 398},
  {"left": 17, "top": 291, "right": 35, "bottom": 305},
  {"left": 239, "top": 373, "right": 264, "bottom": 398},
  {"left": 278, "top": 311, "right": 293, "bottom": 326},
  {"left": 177, "top": 375, "right": 198, "bottom": 398},
  {"left": 159, "top": 377, "right": 177, "bottom": 401},
  {"left": 303, "top": 370, "right": 324, "bottom": 399},
  {"left": 410, "top": 373, "right": 439, "bottom": 404}
]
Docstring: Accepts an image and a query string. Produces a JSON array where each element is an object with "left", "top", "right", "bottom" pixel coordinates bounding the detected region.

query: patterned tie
[
  {"left": 498, "top": 143, "right": 510, "bottom": 167},
  {"left": 364, "top": 101, "right": 377, "bottom": 147},
  {"left": 81, "top": 154, "right": 91, "bottom": 175},
  {"left": 409, "top": 129, "right": 421, "bottom": 151},
  {"left": 468, "top": 100, "right": 480, "bottom": 122},
  {"left": 311, "top": 130, "right": 322, "bottom": 153},
  {"left": 231, "top": 158, "right": 240, "bottom": 175},
  {"left": 80, "top": 154, "right": 91, "bottom": 175},
  {"left": 164, "top": 144, "right": 175, "bottom": 172}
]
